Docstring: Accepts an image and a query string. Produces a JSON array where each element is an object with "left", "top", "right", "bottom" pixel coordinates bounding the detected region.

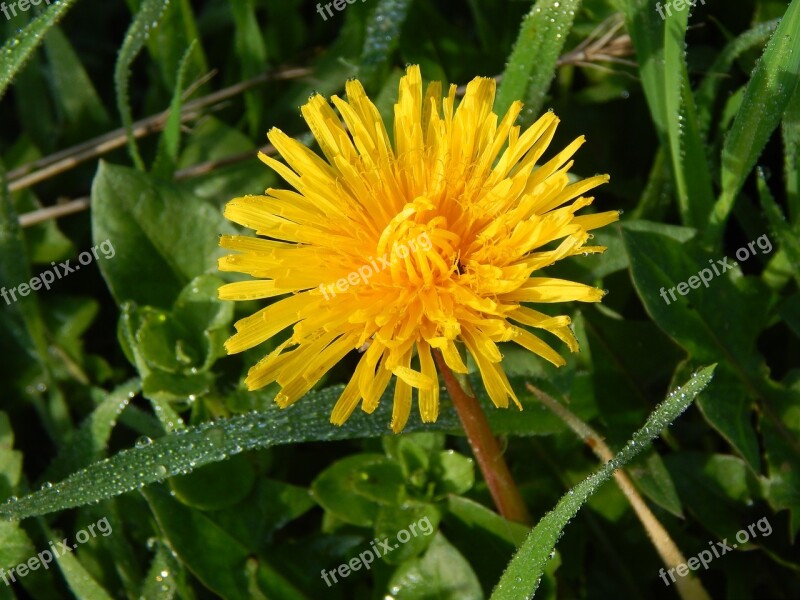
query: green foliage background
[{"left": 0, "top": 0, "right": 798, "bottom": 598}]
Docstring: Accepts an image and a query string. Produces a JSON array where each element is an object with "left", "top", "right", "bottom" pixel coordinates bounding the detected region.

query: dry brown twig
[{"left": 16, "top": 17, "right": 634, "bottom": 229}]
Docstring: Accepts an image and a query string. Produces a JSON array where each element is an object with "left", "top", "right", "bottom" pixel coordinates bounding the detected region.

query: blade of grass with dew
[
  {"left": 695, "top": 18, "right": 780, "bottom": 137},
  {"left": 783, "top": 85, "right": 800, "bottom": 223},
  {"left": 495, "top": 0, "right": 581, "bottom": 122},
  {"left": 0, "top": 0, "right": 80, "bottom": 101},
  {"left": 0, "top": 375, "right": 564, "bottom": 521},
  {"left": 663, "top": 4, "right": 714, "bottom": 228},
  {"left": 757, "top": 168, "right": 800, "bottom": 287},
  {"left": 610, "top": 0, "right": 667, "bottom": 140},
  {"left": 358, "top": 0, "right": 413, "bottom": 92},
  {"left": 707, "top": 0, "right": 800, "bottom": 242},
  {"left": 152, "top": 41, "right": 199, "bottom": 178},
  {"left": 490, "top": 365, "right": 716, "bottom": 600},
  {"left": 115, "top": 0, "right": 171, "bottom": 171}
]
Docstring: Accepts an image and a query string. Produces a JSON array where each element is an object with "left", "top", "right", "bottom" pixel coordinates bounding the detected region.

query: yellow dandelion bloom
[{"left": 219, "top": 65, "right": 618, "bottom": 432}]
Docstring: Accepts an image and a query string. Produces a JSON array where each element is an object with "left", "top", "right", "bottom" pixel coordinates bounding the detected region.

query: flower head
[{"left": 219, "top": 65, "right": 618, "bottom": 432}]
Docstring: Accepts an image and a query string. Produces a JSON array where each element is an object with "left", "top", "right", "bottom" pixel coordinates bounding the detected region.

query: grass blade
[
  {"left": 490, "top": 365, "right": 716, "bottom": 599},
  {"left": 0, "top": 0, "right": 80, "bottom": 101},
  {"left": 115, "top": 0, "right": 171, "bottom": 171},
  {"left": 707, "top": 0, "right": 800, "bottom": 241},
  {"left": 495, "top": 0, "right": 581, "bottom": 121}
]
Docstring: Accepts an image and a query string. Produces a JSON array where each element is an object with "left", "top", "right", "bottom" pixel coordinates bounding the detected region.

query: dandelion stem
[{"left": 433, "top": 351, "right": 531, "bottom": 525}]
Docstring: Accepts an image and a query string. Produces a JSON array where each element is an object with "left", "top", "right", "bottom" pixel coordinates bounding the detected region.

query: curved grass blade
[
  {"left": 152, "top": 41, "right": 198, "bottom": 178},
  {"left": 115, "top": 0, "right": 171, "bottom": 171},
  {"left": 695, "top": 18, "right": 780, "bottom": 137},
  {"left": 757, "top": 168, "right": 800, "bottom": 287},
  {"left": 490, "top": 365, "right": 716, "bottom": 600},
  {"left": 707, "top": 0, "right": 800, "bottom": 241},
  {"left": 0, "top": 375, "right": 557, "bottom": 521},
  {"left": 0, "top": 0, "right": 80, "bottom": 101},
  {"left": 495, "top": 0, "right": 581, "bottom": 122}
]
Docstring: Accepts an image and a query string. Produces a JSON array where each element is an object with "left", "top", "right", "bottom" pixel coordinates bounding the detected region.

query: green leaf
[
  {"left": 374, "top": 502, "right": 440, "bottom": 564},
  {"left": 708, "top": 0, "right": 800, "bottom": 240},
  {"left": 312, "top": 454, "right": 403, "bottom": 527},
  {"left": 114, "top": 0, "right": 171, "bottom": 170},
  {"left": 621, "top": 224, "right": 765, "bottom": 468},
  {"left": 169, "top": 455, "right": 255, "bottom": 511},
  {"left": 91, "top": 162, "right": 237, "bottom": 308},
  {"left": 490, "top": 366, "right": 716, "bottom": 599},
  {"left": 495, "top": 0, "right": 581, "bottom": 121},
  {"left": 387, "top": 533, "right": 483, "bottom": 600},
  {"left": 444, "top": 496, "right": 529, "bottom": 590},
  {"left": 627, "top": 451, "right": 683, "bottom": 518},
  {"left": 430, "top": 450, "right": 474, "bottom": 496},
  {"left": 143, "top": 484, "right": 306, "bottom": 600},
  {"left": 783, "top": 84, "right": 800, "bottom": 222},
  {"left": 0, "top": 0, "right": 80, "bottom": 101}
]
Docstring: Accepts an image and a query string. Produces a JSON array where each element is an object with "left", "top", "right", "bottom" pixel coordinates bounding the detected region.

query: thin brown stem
[
  {"left": 433, "top": 351, "right": 531, "bottom": 525},
  {"left": 526, "top": 383, "right": 711, "bottom": 600}
]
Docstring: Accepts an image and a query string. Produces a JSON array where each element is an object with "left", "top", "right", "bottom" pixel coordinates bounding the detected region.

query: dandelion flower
[{"left": 219, "top": 65, "right": 618, "bottom": 432}]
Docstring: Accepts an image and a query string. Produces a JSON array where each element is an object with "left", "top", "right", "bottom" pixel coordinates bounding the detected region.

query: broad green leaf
[
  {"left": 374, "top": 502, "right": 440, "bottom": 564},
  {"left": 708, "top": 0, "right": 800, "bottom": 240},
  {"left": 0, "top": 374, "right": 583, "bottom": 521},
  {"left": 312, "top": 454, "right": 404, "bottom": 527},
  {"left": 91, "top": 162, "right": 237, "bottom": 308},
  {"left": 169, "top": 455, "right": 255, "bottom": 511},
  {"left": 358, "top": 0, "right": 414, "bottom": 91},
  {"left": 621, "top": 225, "right": 765, "bottom": 468},
  {"left": 627, "top": 451, "right": 683, "bottom": 518},
  {"left": 387, "top": 533, "right": 483, "bottom": 600},
  {"left": 0, "top": 0, "right": 80, "bottom": 101},
  {"left": 495, "top": 0, "right": 581, "bottom": 121},
  {"left": 444, "top": 496, "right": 529, "bottom": 590},
  {"left": 663, "top": 452, "right": 761, "bottom": 542},
  {"left": 491, "top": 366, "right": 716, "bottom": 599},
  {"left": 114, "top": 0, "right": 171, "bottom": 170},
  {"left": 143, "top": 485, "right": 307, "bottom": 600}
]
